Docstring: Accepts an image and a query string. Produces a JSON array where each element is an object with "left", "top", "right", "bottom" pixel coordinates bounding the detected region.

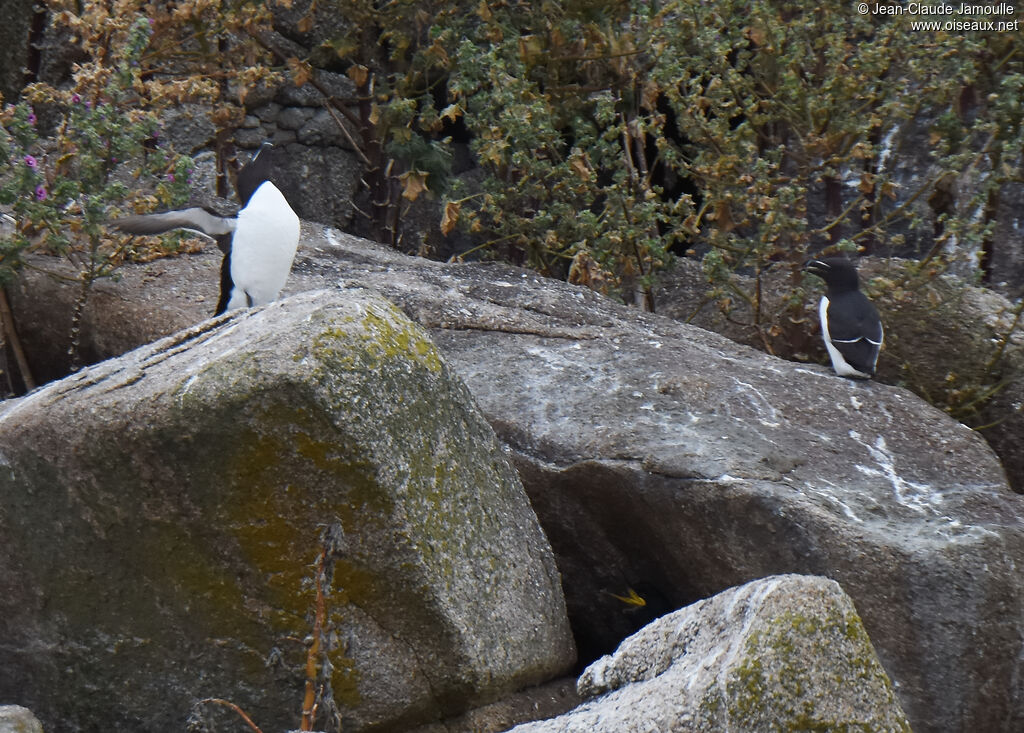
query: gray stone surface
[
  {"left": 298, "top": 108, "right": 350, "bottom": 147},
  {"left": 0, "top": 706, "right": 44, "bottom": 733},
  {"left": 509, "top": 575, "right": 911, "bottom": 733},
  {"left": 6, "top": 228, "right": 1024, "bottom": 732},
  {"left": 277, "top": 105, "right": 314, "bottom": 131},
  {"left": 275, "top": 70, "right": 355, "bottom": 107},
  {"left": 406, "top": 679, "right": 579, "bottom": 733},
  {"left": 0, "top": 4, "right": 34, "bottom": 102},
  {"left": 659, "top": 256, "right": 1024, "bottom": 492},
  {"left": 0, "top": 289, "right": 575, "bottom": 732},
  {"left": 161, "top": 104, "right": 218, "bottom": 154},
  {"left": 271, "top": 0, "right": 350, "bottom": 49},
  {"left": 252, "top": 102, "right": 283, "bottom": 123},
  {"left": 273, "top": 143, "right": 359, "bottom": 225}
]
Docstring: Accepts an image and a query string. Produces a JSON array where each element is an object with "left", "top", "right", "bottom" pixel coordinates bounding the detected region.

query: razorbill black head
[
  {"left": 111, "top": 142, "right": 300, "bottom": 316},
  {"left": 805, "top": 257, "right": 883, "bottom": 379}
]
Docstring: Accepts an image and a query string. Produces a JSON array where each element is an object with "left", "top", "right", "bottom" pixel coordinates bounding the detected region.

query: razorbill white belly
[
  {"left": 805, "top": 257, "right": 884, "bottom": 379},
  {"left": 112, "top": 142, "right": 300, "bottom": 315}
]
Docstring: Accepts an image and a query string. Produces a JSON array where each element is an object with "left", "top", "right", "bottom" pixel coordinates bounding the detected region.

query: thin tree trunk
[{"left": 0, "top": 287, "right": 35, "bottom": 391}]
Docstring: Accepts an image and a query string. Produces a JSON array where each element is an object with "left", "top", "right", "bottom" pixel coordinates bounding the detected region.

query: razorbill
[
  {"left": 112, "top": 142, "right": 300, "bottom": 315},
  {"left": 805, "top": 257, "right": 883, "bottom": 379}
]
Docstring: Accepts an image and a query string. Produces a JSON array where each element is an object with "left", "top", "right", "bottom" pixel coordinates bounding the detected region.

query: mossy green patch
[
  {"left": 712, "top": 601, "right": 910, "bottom": 732},
  {"left": 356, "top": 303, "right": 444, "bottom": 374},
  {"left": 309, "top": 301, "right": 443, "bottom": 379},
  {"left": 175, "top": 395, "right": 390, "bottom": 708}
]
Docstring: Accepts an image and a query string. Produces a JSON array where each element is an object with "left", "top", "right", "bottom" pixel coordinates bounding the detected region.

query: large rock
[
  {"left": 659, "top": 255, "right": 1024, "bottom": 493},
  {"left": 868, "top": 264, "right": 1024, "bottom": 494},
  {"left": 509, "top": 575, "right": 911, "bottom": 732},
  {"left": 0, "top": 289, "right": 575, "bottom": 732},
  {"left": 6, "top": 228, "right": 1024, "bottom": 732},
  {"left": 322, "top": 237, "right": 1019, "bottom": 733}
]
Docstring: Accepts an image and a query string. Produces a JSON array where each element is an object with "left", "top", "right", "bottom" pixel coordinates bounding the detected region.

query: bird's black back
[
  {"left": 826, "top": 290, "right": 883, "bottom": 343},
  {"left": 826, "top": 291, "right": 883, "bottom": 374}
]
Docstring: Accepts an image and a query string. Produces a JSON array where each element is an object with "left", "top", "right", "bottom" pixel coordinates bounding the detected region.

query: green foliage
[
  {"left": 0, "top": 11, "right": 197, "bottom": 369},
  {"left": 1, "top": 67, "right": 193, "bottom": 280},
  {"left": 295, "top": 0, "right": 465, "bottom": 248},
  {"left": 440, "top": 1, "right": 1024, "bottom": 331},
  {"left": 443, "top": 0, "right": 683, "bottom": 306}
]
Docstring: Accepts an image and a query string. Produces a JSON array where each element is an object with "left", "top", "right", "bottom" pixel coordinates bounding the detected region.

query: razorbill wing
[
  {"left": 112, "top": 142, "right": 300, "bottom": 315},
  {"left": 804, "top": 257, "right": 884, "bottom": 379}
]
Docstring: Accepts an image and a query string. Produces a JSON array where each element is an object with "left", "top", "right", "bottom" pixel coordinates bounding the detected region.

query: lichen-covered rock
[
  {"left": 0, "top": 706, "right": 44, "bottom": 733},
  {"left": 8, "top": 231, "right": 1024, "bottom": 733},
  {"left": 659, "top": 255, "right": 1024, "bottom": 493},
  {"left": 509, "top": 575, "right": 911, "bottom": 733},
  {"left": 293, "top": 233, "right": 1021, "bottom": 733},
  {"left": 0, "top": 289, "right": 575, "bottom": 732}
]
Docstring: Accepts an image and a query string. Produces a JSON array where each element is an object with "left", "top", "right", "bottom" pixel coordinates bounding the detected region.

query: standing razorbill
[
  {"left": 112, "top": 142, "right": 300, "bottom": 315},
  {"left": 805, "top": 257, "right": 884, "bottom": 379}
]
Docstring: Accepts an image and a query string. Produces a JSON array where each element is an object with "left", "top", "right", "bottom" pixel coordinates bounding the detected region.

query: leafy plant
[
  {"left": 443, "top": 0, "right": 686, "bottom": 309},
  {"left": 0, "top": 0, "right": 303, "bottom": 387},
  {"left": 440, "top": 1, "right": 1024, "bottom": 335},
  {"left": 271, "top": 0, "right": 462, "bottom": 250},
  {"left": 4, "top": 0, "right": 1022, "bottom": 421},
  {"left": 1, "top": 14, "right": 195, "bottom": 375}
]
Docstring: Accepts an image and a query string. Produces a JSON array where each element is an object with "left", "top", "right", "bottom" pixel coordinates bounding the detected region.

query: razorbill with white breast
[
  {"left": 805, "top": 257, "right": 883, "bottom": 379},
  {"left": 112, "top": 142, "right": 300, "bottom": 315}
]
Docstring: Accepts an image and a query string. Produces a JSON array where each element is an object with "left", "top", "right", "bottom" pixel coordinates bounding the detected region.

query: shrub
[
  {"left": 0, "top": 14, "right": 197, "bottom": 375},
  {"left": 441, "top": 1, "right": 1024, "bottom": 337}
]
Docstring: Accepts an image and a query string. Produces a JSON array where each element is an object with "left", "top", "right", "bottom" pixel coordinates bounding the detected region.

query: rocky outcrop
[
  {"left": 0, "top": 289, "right": 575, "bottom": 732},
  {"left": 234, "top": 71, "right": 361, "bottom": 227},
  {"left": 157, "top": 86, "right": 361, "bottom": 228},
  {"left": 509, "top": 575, "right": 911, "bottom": 732},
  {"left": 659, "top": 256, "right": 1024, "bottom": 493},
  {"left": 321, "top": 234, "right": 1019, "bottom": 733},
  {"left": 6, "top": 229, "right": 1024, "bottom": 732}
]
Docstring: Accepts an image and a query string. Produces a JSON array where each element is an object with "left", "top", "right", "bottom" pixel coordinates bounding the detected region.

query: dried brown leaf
[
  {"left": 441, "top": 201, "right": 461, "bottom": 236},
  {"left": 347, "top": 64, "right": 369, "bottom": 88},
  {"left": 400, "top": 170, "right": 429, "bottom": 202}
]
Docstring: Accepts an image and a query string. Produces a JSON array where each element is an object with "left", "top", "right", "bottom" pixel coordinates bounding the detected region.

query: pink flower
[
  {"left": 24, "top": 155, "right": 37, "bottom": 168},
  {"left": 27, "top": 112, "right": 36, "bottom": 125},
  {"left": 166, "top": 173, "right": 175, "bottom": 182},
  {"left": 35, "top": 185, "right": 47, "bottom": 201},
  {"left": 71, "top": 93, "right": 81, "bottom": 104}
]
